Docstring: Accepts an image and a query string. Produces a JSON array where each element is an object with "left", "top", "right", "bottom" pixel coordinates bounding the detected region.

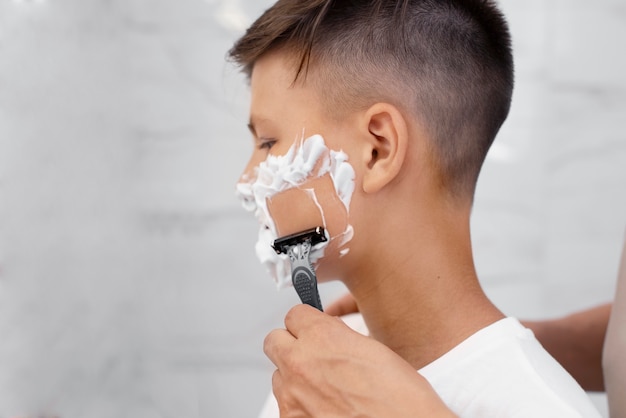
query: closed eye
[{"left": 258, "top": 138, "right": 277, "bottom": 151}]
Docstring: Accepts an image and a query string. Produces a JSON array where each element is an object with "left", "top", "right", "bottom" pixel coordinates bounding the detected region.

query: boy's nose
[{"left": 239, "top": 153, "right": 263, "bottom": 184}]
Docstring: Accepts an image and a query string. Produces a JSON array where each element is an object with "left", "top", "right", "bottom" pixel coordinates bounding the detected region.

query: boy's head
[
  {"left": 230, "top": 0, "right": 514, "bottom": 200},
  {"left": 232, "top": 0, "right": 514, "bottom": 287}
]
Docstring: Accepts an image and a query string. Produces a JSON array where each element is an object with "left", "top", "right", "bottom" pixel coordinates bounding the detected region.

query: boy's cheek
[{"left": 267, "top": 173, "right": 349, "bottom": 238}]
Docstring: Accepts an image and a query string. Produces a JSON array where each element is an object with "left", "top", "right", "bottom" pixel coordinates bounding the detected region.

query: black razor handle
[{"left": 292, "top": 265, "right": 323, "bottom": 311}]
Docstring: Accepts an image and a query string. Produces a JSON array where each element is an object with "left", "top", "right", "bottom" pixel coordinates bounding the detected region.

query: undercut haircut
[{"left": 228, "top": 0, "right": 514, "bottom": 201}]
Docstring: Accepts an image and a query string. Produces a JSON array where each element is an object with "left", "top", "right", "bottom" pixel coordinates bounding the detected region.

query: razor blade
[{"left": 273, "top": 227, "right": 327, "bottom": 311}]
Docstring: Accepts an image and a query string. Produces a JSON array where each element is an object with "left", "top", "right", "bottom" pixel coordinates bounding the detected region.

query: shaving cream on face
[{"left": 236, "top": 134, "right": 356, "bottom": 288}]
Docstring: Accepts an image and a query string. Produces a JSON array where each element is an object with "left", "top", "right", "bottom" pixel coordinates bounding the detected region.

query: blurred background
[{"left": 0, "top": 0, "right": 624, "bottom": 416}]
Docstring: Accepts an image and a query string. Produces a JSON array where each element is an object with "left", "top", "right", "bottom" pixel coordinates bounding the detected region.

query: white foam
[{"left": 237, "top": 134, "right": 356, "bottom": 288}]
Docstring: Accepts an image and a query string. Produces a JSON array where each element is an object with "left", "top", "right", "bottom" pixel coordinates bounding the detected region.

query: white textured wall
[{"left": 0, "top": 0, "right": 624, "bottom": 417}]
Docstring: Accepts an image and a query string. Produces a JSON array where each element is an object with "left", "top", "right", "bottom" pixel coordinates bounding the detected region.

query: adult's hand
[
  {"left": 324, "top": 292, "right": 359, "bottom": 317},
  {"left": 264, "top": 304, "right": 456, "bottom": 417}
]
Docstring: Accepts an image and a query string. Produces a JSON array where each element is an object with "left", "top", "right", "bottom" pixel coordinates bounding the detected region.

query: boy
[{"left": 230, "top": 0, "right": 601, "bottom": 416}]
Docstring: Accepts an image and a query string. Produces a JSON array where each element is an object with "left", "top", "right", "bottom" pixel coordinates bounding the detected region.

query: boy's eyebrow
[{"left": 247, "top": 121, "right": 256, "bottom": 136}]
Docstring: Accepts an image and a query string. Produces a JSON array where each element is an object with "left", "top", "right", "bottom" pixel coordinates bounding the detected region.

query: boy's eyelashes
[{"left": 257, "top": 138, "right": 277, "bottom": 151}]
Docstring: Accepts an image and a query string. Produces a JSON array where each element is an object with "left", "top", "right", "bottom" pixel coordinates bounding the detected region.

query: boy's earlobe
[{"left": 362, "top": 103, "right": 408, "bottom": 194}]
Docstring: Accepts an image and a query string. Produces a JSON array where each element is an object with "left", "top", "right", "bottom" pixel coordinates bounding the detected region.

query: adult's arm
[
  {"left": 264, "top": 304, "right": 457, "bottom": 418},
  {"left": 523, "top": 304, "right": 610, "bottom": 392}
]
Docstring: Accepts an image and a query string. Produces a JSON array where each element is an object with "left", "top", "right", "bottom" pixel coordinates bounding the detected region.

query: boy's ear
[{"left": 360, "top": 103, "right": 409, "bottom": 194}]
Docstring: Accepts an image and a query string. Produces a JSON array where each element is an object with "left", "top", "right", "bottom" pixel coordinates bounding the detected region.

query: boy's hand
[{"left": 263, "top": 304, "right": 457, "bottom": 418}]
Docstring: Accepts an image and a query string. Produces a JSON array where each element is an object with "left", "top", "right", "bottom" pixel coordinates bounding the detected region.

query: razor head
[{"left": 272, "top": 226, "right": 327, "bottom": 255}]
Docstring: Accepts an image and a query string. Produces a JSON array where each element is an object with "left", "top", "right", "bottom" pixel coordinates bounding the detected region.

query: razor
[{"left": 272, "top": 226, "right": 327, "bottom": 311}]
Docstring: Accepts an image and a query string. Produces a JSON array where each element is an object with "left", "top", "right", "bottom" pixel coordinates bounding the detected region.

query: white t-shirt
[
  {"left": 419, "top": 317, "right": 600, "bottom": 417},
  {"left": 259, "top": 316, "right": 600, "bottom": 418}
]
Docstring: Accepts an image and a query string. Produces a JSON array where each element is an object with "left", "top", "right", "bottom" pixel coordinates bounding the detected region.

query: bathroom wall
[{"left": 0, "top": 0, "right": 624, "bottom": 416}]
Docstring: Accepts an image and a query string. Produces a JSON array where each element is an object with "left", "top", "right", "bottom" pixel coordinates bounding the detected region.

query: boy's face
[{"left": 237, "top": 51, "right": 362, "bottom": 288}]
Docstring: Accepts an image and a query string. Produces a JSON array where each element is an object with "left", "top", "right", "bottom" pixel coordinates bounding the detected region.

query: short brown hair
[{"left": 229, "top": 0, "right": 514, "bottom": 201}]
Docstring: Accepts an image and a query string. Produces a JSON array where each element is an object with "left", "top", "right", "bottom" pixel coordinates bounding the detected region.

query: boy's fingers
[
  {"left": 283, "top": 303, "right": 327, "bottom": 338},
  {"left": 265, "top": 305, "right": 333, "bottom": 369},
  {"left": 263, "top": 328, "right": 296, "bottom": 368},
  {"left": 271, "top": 368, "right": 284, "bottom": 395},
  {"left": 325, "top": 293, "right": 359, "bottom": 317}
]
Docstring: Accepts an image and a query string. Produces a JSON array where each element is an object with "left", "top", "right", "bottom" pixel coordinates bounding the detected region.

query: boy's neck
[{"left": 345, "top": 201, "right": 504, "bottom": 370}]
